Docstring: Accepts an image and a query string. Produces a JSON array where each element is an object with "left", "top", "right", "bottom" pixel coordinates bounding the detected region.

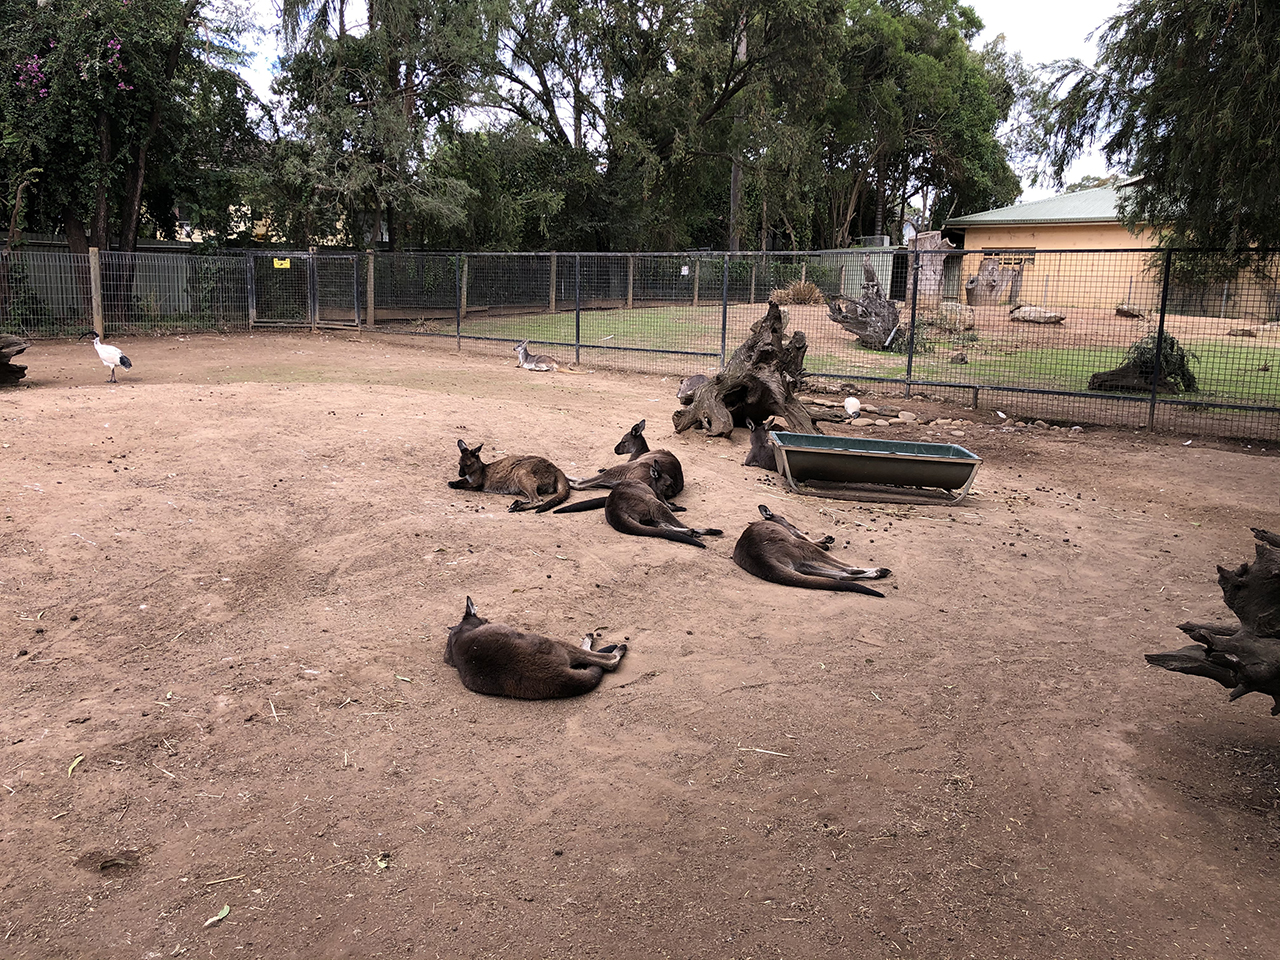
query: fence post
[
  {"left": 749, "top": 259, "right": 756, "bottom": 304},
  {"left": 88, "top": 247, "right": 104, "bottom": 337},
  {"left": 627, "top": 255, "right": 634, "bottom": 310},
  {"left": 693, "top": 259, "right": 700, "bottom": 307},
  {"left": 459, "top": 255, "right": 468, "bottom": 320},
  {"left": 1149, "top": 248, "right": 1175, "bottom": 431},
  {"left": 307, "top": 247, "right": 318, "bottom": 332},
  {"left": 903, "top": 251, "right": 921, "bottom": 395},
  {"left": 574, "top": 254, "right": 582, "bottom": 365},
  {"left": 455, "top": 255, "right": 463, "bottom": 351},
  {"left": 246, "top": 253, "right": 256, "bottom": 329},
  {"left": 365, "top": 250, "right": 375, "bottom": 328},
  {"left": 720, "top": 254, "right": 729, "bottom": 368},
  {"left": 549, "top": 252, "right": 557, "bottom": 313}
]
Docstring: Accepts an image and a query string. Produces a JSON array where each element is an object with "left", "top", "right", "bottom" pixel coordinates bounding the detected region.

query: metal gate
[{"left": 248, "top": 253, "right": 360, "bottom": 330}]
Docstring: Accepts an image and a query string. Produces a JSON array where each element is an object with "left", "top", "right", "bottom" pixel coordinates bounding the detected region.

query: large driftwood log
[
  {"left": 0, "top": 333, "right": 28, "bottom": 384},
  {"left": 1146, "top": 528, "right": 1280, "bottom": 715},
  {"left": 1088, "top": 362, "right": 1181, "bottom": 394},
  {"left": 672, "top": 301, "right": 816, "bottom": 438},
  {"left": 827, "top": 255, "right": 901, "bottom": 350}
]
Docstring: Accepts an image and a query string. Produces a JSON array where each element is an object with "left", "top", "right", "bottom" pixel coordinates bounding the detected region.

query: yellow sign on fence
[{"left": 273, "top": 258, "right": 291, "bottom": 269}]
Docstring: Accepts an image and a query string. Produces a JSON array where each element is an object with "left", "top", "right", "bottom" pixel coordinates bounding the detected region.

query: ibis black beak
[{"left": 78, "top": 330, "right": 96, "bottom": 340}]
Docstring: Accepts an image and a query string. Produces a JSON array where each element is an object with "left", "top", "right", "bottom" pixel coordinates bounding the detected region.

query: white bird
[
  {"left": 80, "top": 331, "right": 132, "bottom": 383},
  {"left": 843, "top": 396, "right": 861, "bottom": 418}
]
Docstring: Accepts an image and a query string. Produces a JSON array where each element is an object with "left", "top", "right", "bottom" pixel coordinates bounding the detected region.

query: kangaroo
[
  {"left": 555, "top": 461, "right": 682, "bottom": 514},
  {"left": 447, "top": 439, "right": 571, "bottom": 512},
  {"left": 568, "top": 420, "right": 685, "bottom": 500},
  {"left": 733, "top": 504, "right": 890, "bottom": 595},
  {"left": 744, "top": 418, "right": 779, "bottom": 471},
  {"left": 677, "top": 374, "right": 710, "bottom": 403},
  {"left": 603, "top": 478, "right": 722, "bottom": 548},
  {"left": 445, "top": 597, "right": 626, "bottom": 699},
  {"left": 513, "top": 340, "right": 588, "bottom": 374}
]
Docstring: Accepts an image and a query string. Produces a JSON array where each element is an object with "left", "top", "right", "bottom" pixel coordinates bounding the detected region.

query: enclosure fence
[{"left": 3, "top": 246, "right": 1279, "bottom": 441}]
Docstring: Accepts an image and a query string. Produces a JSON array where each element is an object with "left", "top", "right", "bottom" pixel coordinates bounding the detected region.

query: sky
[
  {"left": 965, "top": 0, "right": 1126, "bottom": 199},
  {"left": 242, "top": 0, "right": 1128, "bottom": 202}
]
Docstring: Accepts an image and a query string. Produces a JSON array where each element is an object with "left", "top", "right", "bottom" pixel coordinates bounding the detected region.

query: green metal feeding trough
[{"left": 768, "top": 431, "right": 983, "bottom": 505}]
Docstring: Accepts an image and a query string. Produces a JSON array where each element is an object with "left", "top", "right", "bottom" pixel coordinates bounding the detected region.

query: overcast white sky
[{"left": 243, "top": 0, "right": 1128, "bottom": 201}]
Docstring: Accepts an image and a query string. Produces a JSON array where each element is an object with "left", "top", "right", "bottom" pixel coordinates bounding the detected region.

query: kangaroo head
[
  {"left": 444, "top": 596, "right": 488, "bottom": 666},
  {"left": 757, "top": 504, "right": 812, "bottom": 542},
  {"left": 451, "top": 440, "right": 486, "bottom": 488},
  {"left": 615, "top": 420, "right": 648, "bottom": 456}
]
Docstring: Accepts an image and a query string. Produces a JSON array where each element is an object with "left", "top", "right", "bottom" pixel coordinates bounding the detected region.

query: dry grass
[{"left": 770, "top": 279, "right": 825, "bottom": 305}]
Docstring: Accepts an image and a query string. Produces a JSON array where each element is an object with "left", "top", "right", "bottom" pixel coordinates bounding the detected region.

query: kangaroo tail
[
  {"left": 553, "top": 496, "right": 609, "bottom": 514},
  {"left": 609, "top": 515, "right": 707, "bottom": 548},
  {"left": 535, "top": 474, "right": 573, "bottom": 513}
]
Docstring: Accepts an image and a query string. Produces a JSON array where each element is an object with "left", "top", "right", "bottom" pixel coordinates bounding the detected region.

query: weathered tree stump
[
  {"left": 827, "top": 255, "right": 901, "bottom": 350},
  {"left": 672, "top": 301, "right": 816, "bottom": 438},
  {"left": 965, "top": 256, "right": 1022, "bottom": 306},
  {"left": 1146, "top": 528, "right": 1280, "bottom": 715},
  {"left": 1087, "top": 363, "right": 1181, "bottom": 394},
  {"left": 0, "top": 333, "right": 28, "bottom": 384}
]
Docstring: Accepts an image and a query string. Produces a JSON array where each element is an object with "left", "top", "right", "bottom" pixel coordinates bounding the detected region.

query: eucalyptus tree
[
  {"left": 269, "top": 0, "right": 498, "bottom": 248},
  {"left": 1040, "top": 0, "right": 1280, "bottom": 255}
]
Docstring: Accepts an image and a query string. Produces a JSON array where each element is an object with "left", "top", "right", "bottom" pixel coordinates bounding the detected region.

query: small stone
[
  {"left": 898, "top": 411, "right": 918, "bottom": 422},
  {"left": 1034, "top": 420, "right": 1049, "bottom": 428},
  {"left": 875, "top": 419, "right": 890, "bottom": 426},
  {"left": 949, "top": 430, "right": 965, "bottom": 438}
]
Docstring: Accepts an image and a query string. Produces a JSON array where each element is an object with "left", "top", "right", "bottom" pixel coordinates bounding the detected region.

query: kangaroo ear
[
  {"left": 757, "top": 504, "right": 773, "bottom": 519},
  {"left": 746, "top": 418, "right": 756, "bottom": 431},
  {"left": 471, "top": 443, "right": 483, "bottom": 455},
  {"left": 457, "top": 439, "right": 468, "bottom": 452},
  {"left": 633, "top": 420, "right": 646, "bottom": 435},
  {"left": 465, "top": 597, "right": 477, "bottom": 618},
  {"left": 650, "top": 463, "right": 661, "bottom": 479}
]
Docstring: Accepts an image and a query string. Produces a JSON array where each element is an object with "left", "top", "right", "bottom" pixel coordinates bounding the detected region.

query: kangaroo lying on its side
[
  {"left": 447, "top": 439, "right": 571, "bottom": 512},
  {"left": 445, "top": 597, "right": 626, "bottom": 699},
  {"left": 733, "top": 504, "right": 890, "bottom": 595},
  {"left": 603, "top": 478, "right": 722, "bottom": 548},
  {"left": 569, "top": 420, "right": 685, "bottom": 499},
  {"left": 514, "top": 340, "right": 588, "bottom": 374}
]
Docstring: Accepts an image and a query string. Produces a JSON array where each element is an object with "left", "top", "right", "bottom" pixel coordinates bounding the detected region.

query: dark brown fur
[
  {"left": 732, "top": 505, "right": 890, "bottom": 595},
  {"left": 568, "top": 420, "right": 685, "bottom": 501},
  {"left": 447, "top": 439, "right": 571, "bottom": 512},
  {"left": 604, "top": 478, "right": 721, "bottom": 548},
  {"left": 445, "top": 597, "right": 626, "bottom": 699},
  {"left": 743, "top": 418, "right": 778, "bottom": 470},
  {"left": 677, "top": 374, "right": 710, "bottom": 403}
]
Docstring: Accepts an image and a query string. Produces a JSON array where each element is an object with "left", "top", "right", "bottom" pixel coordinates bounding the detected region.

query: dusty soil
[{"left": 3, "top": 331, "right": 1280, "bottom": 960}]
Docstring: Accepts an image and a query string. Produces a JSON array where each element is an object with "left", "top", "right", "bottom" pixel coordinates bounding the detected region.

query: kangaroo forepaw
[
  {"left": 508, "top": 500, "right": 529, "bottom": 512},
  {"left": 820, "top": 535, "right": 836, "bottom": 548},
  {"left": 874, "top": 567, "right": 891, "bottom": 579}
]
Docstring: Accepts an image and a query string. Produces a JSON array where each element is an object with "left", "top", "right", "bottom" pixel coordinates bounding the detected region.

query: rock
[
  {"left": 950, "top": 351, "right": 968, "bottom": 364},
  {"left": 1227, "top": 328, "right": 1257, "bottom": 337},
  {"left": 949, "top": 430, "right": 965, "bottom": 437},
  {"left": 875, "top": 418, "right": 890, "bottom": 426},
  {"left": 898, "top": 411, "right": 918, "bottom": 422},
  {"left": 931, "top": 301, "right": 976, "bottom": 333},
  {"left": 1116, "top": 303, "right": 1146, "bottom": 319},
  {"left": 1009, "top": 305, "right": 1066, "bottom": 324}
]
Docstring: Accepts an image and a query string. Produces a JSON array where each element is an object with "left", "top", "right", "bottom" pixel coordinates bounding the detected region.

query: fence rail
[{"left": 3, "top": 246, "right": 1278, "bottom": 441}]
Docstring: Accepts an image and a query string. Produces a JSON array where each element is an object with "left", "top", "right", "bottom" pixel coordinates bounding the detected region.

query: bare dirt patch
[{"left": 3, "top": 331, "right": 1280, "bottom": 959}]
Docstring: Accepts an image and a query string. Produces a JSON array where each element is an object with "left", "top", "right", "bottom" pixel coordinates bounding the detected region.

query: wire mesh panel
[
  {"left": 0, "top": 250, "right": 91, "bottom": 337},
  {"left": 251, "top": 253, "right": 311, "bottom": 327},
  {"left": 314, "top": 255, "right": 359, "bottom": 329},
  {"left": 373, "top": 253, "right": 457, "bottom": 333},
  {"left": 95, "top": 252, "right": 251, "bottom": 336}
]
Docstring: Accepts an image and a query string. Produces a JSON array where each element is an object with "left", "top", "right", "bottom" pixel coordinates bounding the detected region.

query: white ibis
[{"left": 80, "top": 331, "right": 132, "bottom": 382}]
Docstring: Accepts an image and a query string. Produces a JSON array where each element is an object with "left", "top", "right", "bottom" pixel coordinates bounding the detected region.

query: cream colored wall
[{"left": 958, "top": 222, "right": 1161, "bottom": 310}]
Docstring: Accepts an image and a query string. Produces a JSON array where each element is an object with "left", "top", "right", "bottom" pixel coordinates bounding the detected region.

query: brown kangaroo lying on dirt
[
  {"left": 602, "top": 477, "right": 722, "bottom": 548},
  {"left": 744, "top": 418, "right": 779, "bottom": 470},
  {"left": 513, "top": 340, "right": 587, "bottom": 373},
  {"left": 447, "top": 439, "right": 571, "bottom": 512},
  {"left": 445, "top": 597, "right": 626, "bottom": 699},
  {"left": 568, "top": 420, "right": 685, "bottom": 501},
  {"left": 733, "top": 504, "right": 890, "bottom": 595}
]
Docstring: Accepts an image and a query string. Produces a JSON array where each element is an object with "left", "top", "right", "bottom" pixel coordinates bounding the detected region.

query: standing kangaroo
[
  {"left": 733, "top": 505, "right": 890, "bottom": 595},
  {"left": 448, "top": 439, "right": 571, "bottom": 512},
  {"left": 513, "top": 340, "right": 588, "bottom": 374},
  {"left": 445, "top": 597, "right": 626, "bottom": 699},
  {"left": 603, "top": 478, "right": 722, "bottom": 548},
  {"left": 568, "top": 420, "right": 685, "bottom": 499}
]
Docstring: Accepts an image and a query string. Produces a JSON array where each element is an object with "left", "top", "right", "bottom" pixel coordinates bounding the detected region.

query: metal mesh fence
[
  {"left": 0, "top": 250, "right": 92, "bottom": 337},
  {"left": 6, "top": 245, "right": 1279, "bottom": 440}
]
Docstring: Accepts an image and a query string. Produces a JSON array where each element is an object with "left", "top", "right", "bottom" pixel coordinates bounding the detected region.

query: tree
[
  {"left": 0, "top": 0, "right": 261, "bottom": 251},
  {"left": 1040, "top": 0, "right": 1280, "bottom": 254},
  {"left": 266, "top": 0, "right": 497, "bottom": 248}
]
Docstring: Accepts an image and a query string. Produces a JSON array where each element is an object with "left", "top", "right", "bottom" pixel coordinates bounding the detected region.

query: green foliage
[
  {"left": 0, "top": 0, "right": 262, "bottom": 249},
  {"left": 1122, "top": 331, "right": 1199, "bottom": 393},
  {"left": 1040, "top": 0, "right": 1280, "bottom": 255}
]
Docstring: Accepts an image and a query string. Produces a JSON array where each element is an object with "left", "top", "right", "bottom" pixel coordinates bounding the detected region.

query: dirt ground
[{"left": 4, "top": 331, "right": 1280, "bottom": 960}]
